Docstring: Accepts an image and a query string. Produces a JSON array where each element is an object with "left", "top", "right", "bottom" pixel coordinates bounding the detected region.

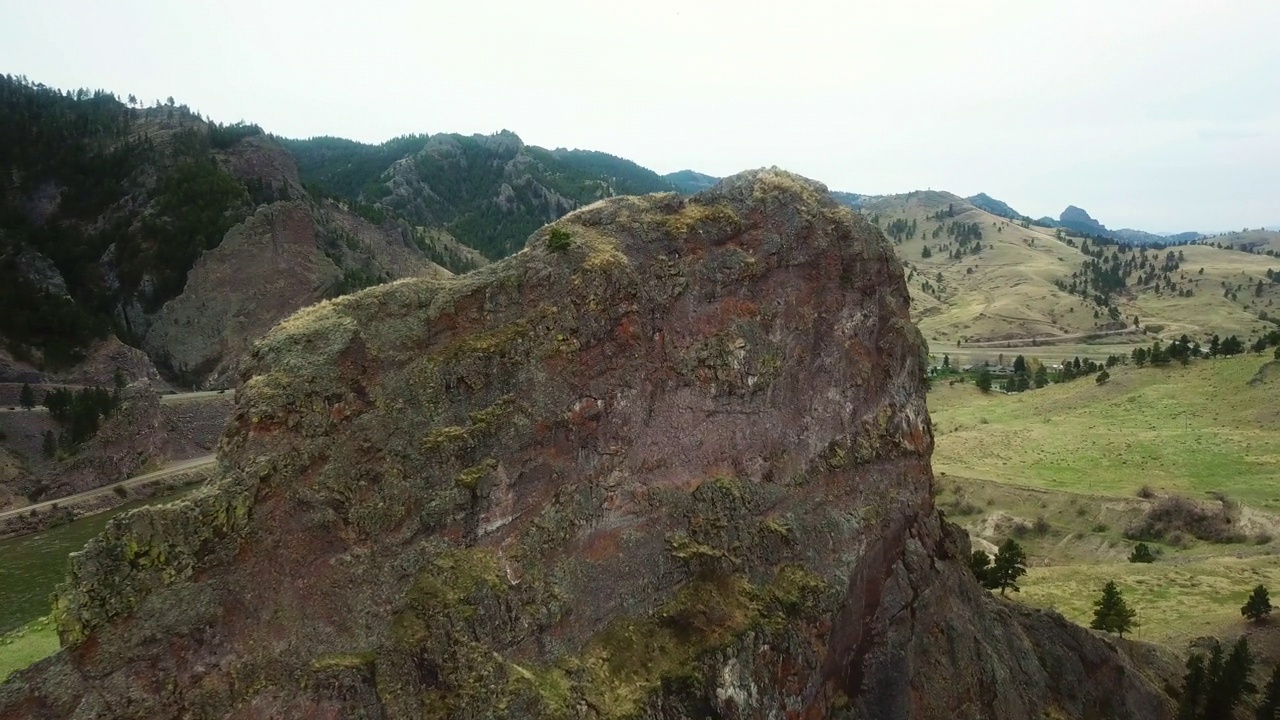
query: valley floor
[{"left": 930, "top": 354, "right": 1280, "bottom": 651}]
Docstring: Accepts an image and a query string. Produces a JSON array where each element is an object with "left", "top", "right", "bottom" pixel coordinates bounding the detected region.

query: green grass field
[
  {"left": 0, "top": 617, "right": 56, "bottom": 682},
  {"left": 931, "top": 355, "right": 1280, "bottom": 506},
  {"left": 930, "top": 354, "right": 1280, "bottom": 646}
]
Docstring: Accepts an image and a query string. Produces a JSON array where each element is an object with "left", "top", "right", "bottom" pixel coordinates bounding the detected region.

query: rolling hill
[{"left": 860, "top": 191, "right": 1280, "bottom": 347}]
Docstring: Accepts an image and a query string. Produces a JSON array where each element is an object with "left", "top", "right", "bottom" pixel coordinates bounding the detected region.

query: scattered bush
[
  {"left": 1257, "top": 533, "right": 1274, "bottom": 546},
  {"left": 1136, "top": 485, "right": 1155, "bottom": 499},
  {"left": 546, "top": 227, "right": 573, "bottom": 253},
  {"left": 1123, "top": 496, "right": 1245, "bottom": 544},
  {"left": 1091, "top": 523, "right": 1109, "bottom": 533},
  {"left": 112, "top": 485, "right": 128, "bottom": 498},
  {"left": 1128, "top": 542, "right": 1156, "bottom": 563}
]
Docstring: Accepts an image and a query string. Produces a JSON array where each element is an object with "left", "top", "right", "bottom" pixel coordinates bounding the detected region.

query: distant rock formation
[
  {"left": 0, "top": 170, "right": 1176, "bottom": 719},
  {"left": 966, "top": 192, "right": 1027, "bottom": 221}
]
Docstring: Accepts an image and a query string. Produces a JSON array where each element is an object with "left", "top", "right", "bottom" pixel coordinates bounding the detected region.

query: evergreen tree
[
  {"left": 1129, "top": 543, "right": 1156, "bottom": 563},
  {"left": 1256, "top": 663, "right": 1280, "bottom": 720},
  {"left": 1090, "top": 580, "right": 1137, "bottom": 637},
  {"left": 1243, "top": 585, "right": 1273, "bottom": 623},
  {"left": 976, "top": 369, "right": 993, "bottom": 393},
  {"left": 1096, "top": 369, "right": 1111, "bottom": 385},
  {"left": 1013, "top": 355, "right": 1027, "bottom": 374},
  {"left": 1179, "top": 653, "right": 1207, "bottom": 720},
  {"left": 969, "top": 550, "right": 991, "bottom": 585},
  {"left": 988, "top": 539, "right": 1027, "bottom": 595},
  {"left": 1034, "top": 365, "right": 1049, "bottom": 388},
  {"left": 41, "top": 429, "right": 55, "bottom": 459},
  {"left": 19, "top": 382, "right": 35, "bottom": 409}
]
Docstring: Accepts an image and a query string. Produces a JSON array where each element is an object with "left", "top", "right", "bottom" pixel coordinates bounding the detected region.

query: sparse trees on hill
[
  {"left": 1178, "top": 637, "right": 1255, "bottom": 720},
  {"left": 1090, "top": 580, "right": 1136, "bottom": 637},
  {"left": 1243, "top": 585, "right": 1272, "bottom": 623}
]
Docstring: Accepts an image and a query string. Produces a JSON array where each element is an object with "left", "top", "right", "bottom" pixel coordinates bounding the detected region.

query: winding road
[{"left": 0, "top": 454, "right": 216, "bottom": 523}]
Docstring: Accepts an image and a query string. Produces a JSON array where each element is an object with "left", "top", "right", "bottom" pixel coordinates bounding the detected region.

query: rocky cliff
[
  {"left": 143, "top": 198, "right": 449, "bottom": 388},
  {"left": 0, "top": 170, "right": 1176, "bottom": 719}
]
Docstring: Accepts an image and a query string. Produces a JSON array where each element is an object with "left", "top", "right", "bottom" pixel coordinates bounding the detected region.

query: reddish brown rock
[{"left": 0, "top": 170, "right": 1176, "bottom": 719}]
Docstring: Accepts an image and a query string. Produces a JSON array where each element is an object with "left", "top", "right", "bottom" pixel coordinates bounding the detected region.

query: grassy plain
[
  {"left": 931, "top": 355, "right": 1280, "bottom": 506},
  {"left": 930, "top": 353, "right": 1280, "bottom": 646}
]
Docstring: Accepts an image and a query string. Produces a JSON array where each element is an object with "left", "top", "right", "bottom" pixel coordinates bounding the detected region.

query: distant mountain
[
  {"left": 663, "top": 170, "right": 719, "bottom": 194},
  {"left": 1112, "top": 228, "right": 1203, "bottom": 245},
  {"left": 966, "top": 193, "right": 1027, "bottom": 221},
  {"left": 1058, "top": 205, "right": 1109, "bottom": 237},
  {"left": 829, "top": 191, "right": 874, "bottom": 210}
]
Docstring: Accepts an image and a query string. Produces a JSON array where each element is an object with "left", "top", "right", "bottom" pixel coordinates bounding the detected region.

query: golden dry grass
[{"left": 862, "top": 193, "right": 1280, "bottom": 345}]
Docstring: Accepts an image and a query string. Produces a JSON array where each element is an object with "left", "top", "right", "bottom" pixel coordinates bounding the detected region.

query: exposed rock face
[
  {"left": 0, "top": 170, "right": 1175, "bottom": 719},
  {"left": 143, "top": 200, "right": 449, "bottom": 387},
  {"left": 1059, "top": 205, "right": 1110, "bottom": 237}
]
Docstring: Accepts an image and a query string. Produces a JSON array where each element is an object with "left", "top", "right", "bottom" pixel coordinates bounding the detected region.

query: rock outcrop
[
  {"left": 143, "top": 200, "right": 449, "bottom": 387},
  {"left": 0, "top": 170, "right": 1176, "bottom": 719}
]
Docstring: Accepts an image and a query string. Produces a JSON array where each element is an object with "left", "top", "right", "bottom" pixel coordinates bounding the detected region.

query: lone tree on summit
[
  {"left": 1243, "top": 585, "right": 1272, "bottom": 623},
  {"left": 1091, "top": 580, "right": 1137, "bottom": 637}
]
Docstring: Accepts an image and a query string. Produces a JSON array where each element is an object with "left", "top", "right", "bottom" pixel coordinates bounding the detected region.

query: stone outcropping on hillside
[
  {"left": 0, "top": 170, "right": 1176, "bottom": 719},
  {"left": 143, "top": 199, "right": 449, "bottom": 388}
]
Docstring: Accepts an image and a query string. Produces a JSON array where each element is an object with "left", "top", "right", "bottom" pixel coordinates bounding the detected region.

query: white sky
[{"left": 3, "top": 0, "right": 1278, "bottom": 232}]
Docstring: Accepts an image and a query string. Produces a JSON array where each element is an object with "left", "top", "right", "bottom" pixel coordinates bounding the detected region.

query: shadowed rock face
[{"left": 0, "top": 170, "right": 1175, "bottom": 719}]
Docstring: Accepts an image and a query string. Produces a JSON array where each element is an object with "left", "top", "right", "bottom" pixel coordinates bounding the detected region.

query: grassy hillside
[
  {"left": 861, "top": 191, "right": 1280, "bottom": 345},
  {"left": 931, "top": 355, "right": 1280, "bottom": 645},
  {"left": 936, "top": 474, "right": 1280, "bottom": 644},
  {"left": 931, "top": 355, "right": 1280, "bottom": 505},
  {"left": 1208, "top": 229, "right": 1280, "bottom": 255}
]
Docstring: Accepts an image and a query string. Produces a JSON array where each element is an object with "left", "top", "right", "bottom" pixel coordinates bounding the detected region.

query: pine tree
[
  {"left": 1090, "top": 580, "right": 1137, "bottom": 637},
  {"left": 1179, "top": 653, "right": 1207, "bottom": 720},
  {"left": 989, "top": 539, "right": 1027, "bottom": 595},
  {"left": 19, "top": 383, "right": 35, "bottom": 409},
  {"left": 976, "top": 369, "right": 993, "bottom": 393},
  {"left": 1129, "top": 543, "right": 1156, "bottom": 563},
  {"left": 1243, "top": 585, "right": 1273, "bottom": 623},
  {"left": 41, "top": 430, "right": 56, "bottom": 459},
  {"left": 969, "top": 550, "right": 991, "bottom": 585},
  {"left": 1256, "top": 663, "right": 1280, "bottom": 720},
  {"left": 1096, "top": 369, "right": 1111, "bottom": 385}
]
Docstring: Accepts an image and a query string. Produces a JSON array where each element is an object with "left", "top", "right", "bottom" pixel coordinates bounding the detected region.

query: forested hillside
[
  {"left": 0, "top": 75, "right": 446, "bottom": 385},
  {"left": 0, "top": 75, "right": 268, "bottom": 367},
  {"left": 284, "top": 132, "right": 676, "bottom": 259}
]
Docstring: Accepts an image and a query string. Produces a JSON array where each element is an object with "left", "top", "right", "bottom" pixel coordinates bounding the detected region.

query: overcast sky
[{"left": 4, "top": 0, "right": 1277, "bottom": 231}]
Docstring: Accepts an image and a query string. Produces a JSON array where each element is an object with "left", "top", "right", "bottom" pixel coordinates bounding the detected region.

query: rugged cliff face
[
  {"left": 0, "top": 170, "right": 1176, "bottom": 719},
  {"left": 143, "top": 198, "right": 449, "bottom": 387}
]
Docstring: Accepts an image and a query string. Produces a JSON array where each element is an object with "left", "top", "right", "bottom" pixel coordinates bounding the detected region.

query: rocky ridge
[{"left": 0, "top": 170, "right": 1176, "bottom": 719}]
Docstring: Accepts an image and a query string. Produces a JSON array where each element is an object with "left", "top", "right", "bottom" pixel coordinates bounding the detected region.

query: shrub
[
  {"left": 1123, "top": 496, "right": 1245, "bottom": 544},
  {"left": 1136, "top": 485, "right": 1155, "bottom": 499},
  {"left": 547, "top": 227, "right": 573, "bottom": 253},
  {"left": 1128, "top": 543, "right": 1156, "bottom": 563},
  {"left": 1091, "top": 523, "right": 1109, "bottom": 533},
  {"left": 112, "top": 485, "right": 128, "bottom": 498}
]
